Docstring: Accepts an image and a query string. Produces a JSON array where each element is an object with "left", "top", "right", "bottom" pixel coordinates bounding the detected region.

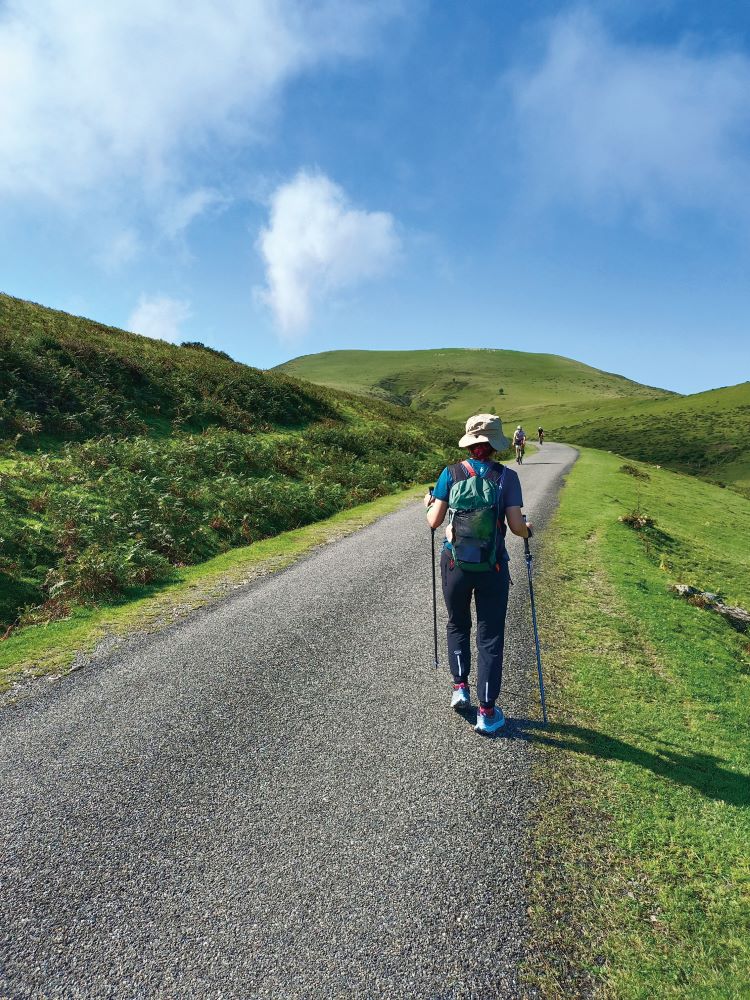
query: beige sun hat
[{"left": 458, "top": 413, "right": 510, "bottom": 451}]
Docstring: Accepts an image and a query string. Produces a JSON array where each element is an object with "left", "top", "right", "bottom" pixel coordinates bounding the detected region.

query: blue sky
[{"left": 1, "top": 0, "right": 749, "bottom": 394}]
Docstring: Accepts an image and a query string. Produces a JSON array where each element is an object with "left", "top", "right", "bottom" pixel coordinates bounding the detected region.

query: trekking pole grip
[{"left": 523, "top": 514, "right": 532, "bottom": 558}]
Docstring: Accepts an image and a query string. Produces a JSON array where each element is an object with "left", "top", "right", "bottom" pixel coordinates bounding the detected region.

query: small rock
[
  {"left": 715, "top": 603, "right": 750, "bottom": 632},
  {"left": 670, "top": 583, "right": 699, "bottom": 597}
]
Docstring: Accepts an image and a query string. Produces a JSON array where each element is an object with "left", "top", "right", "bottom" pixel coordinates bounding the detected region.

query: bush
[
  {"left": 619, "top": 463, "right": 650, "bottom": 480},
  {"left": 43, "top": 542, "right": 174, "bottom": 604}
]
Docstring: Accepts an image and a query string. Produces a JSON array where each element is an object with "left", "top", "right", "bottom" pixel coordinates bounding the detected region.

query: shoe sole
[{"left": 475, "top": 718, "right": 506, "bottom": 735}]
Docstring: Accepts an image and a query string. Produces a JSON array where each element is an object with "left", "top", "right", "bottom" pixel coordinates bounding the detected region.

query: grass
[
  {"left": 0, "top": 485, "right": 428, "bottom": 695},
  {"left": 523, "top": 448, "right": 750, "bottom": 998},
  {"left": 276, "top": 349, "right": 750, "bottom": 500},
  {"left": 0, "top": 293, "right": 458, "bottom": 635},
  {"left": 551, "top": 381, "right": 750, "bottom": 499},
  {"left": 275, "top": 348, "right": 672, "bottom": 426}
]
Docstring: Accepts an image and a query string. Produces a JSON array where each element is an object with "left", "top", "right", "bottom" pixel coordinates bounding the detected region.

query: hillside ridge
[
  {"left": 276, "top": 347, "right": 749, "bottom": 497},
  {"left": 0, "top": 293, "right": 458, "bottom": 634},
  {"left": 281, "top": 346, "right": 673, "bottom": 395}
]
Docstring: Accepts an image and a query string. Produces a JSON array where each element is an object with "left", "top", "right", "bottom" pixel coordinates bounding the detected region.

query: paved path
[{"left": 0, "top": 443, "right": 576, "bottom": 1000}]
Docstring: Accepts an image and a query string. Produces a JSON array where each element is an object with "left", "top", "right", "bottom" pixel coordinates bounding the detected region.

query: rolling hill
[
  {"left": 551, "top": 381, "right": 750, "bottom": 498},
  {"left": 0, "top": 294, "right": 457, "bottom": 632},
  {"left": 276, "top": 349, "right": 750, "bottom": 498},
  {"left": 275, "top": 348, "right": 674, "bottom": 427}
]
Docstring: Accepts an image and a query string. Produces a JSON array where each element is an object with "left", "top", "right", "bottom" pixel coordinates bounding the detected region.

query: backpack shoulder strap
[
  {"left": 483, "top": 461, "right": 506, "bottom": 486},
  {"left": 449, "top": 461, "right": 470, "bottom": 484}
]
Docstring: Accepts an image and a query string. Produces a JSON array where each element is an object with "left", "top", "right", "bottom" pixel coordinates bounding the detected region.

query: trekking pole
[
  {"left": 429, "top": 489, "right": 439, "bottom": 669},
  {"left": 523, "top": 515, "right": 548, "bottom": 725}
]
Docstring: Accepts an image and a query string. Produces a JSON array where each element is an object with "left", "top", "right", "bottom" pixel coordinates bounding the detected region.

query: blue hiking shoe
[
  {"left": 450, "top": 683, "right": 471, "bottom": 712},
  {"left": 475, "top": 705, "right": 505, "bottom": 735}
]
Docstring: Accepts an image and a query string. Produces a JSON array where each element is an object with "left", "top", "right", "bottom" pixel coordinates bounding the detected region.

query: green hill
[
  {"left": 0, "top": 294, "right": 457, "bottom": 634},
  {"left": 550, "top": 382, "right": 750, "bottom": 499},
  {"left": 275, "top": 348, "right": 673, "bottom": 426},
  {"left": 276, "top": 349, "right": 750, "bottom": 498}
]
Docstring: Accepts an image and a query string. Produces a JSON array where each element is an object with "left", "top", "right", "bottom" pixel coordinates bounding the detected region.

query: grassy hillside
[
  {"left": 277, "top": 348, "right": 750, "bottom": 498},
  {"left": 527, "top": 449, "right": 750, "bottom": 997},
  {"left": 550, "top": 381, "right": 750, "bottom": 499},
  {"left": 275, "top": 348, "right": 673, "bottom": 426},
  {"left": 0, "top": 293, "right": 458, "bottom": 638}
]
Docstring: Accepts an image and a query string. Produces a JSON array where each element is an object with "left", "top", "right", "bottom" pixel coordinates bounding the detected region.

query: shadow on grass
[{"left": 502, "top": 719, "right": 750, "bottom": 807}]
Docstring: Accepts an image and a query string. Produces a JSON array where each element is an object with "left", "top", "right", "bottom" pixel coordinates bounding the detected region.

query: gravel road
[{"left": 0, "top": 443, "right": 576, "bottom": 1000}]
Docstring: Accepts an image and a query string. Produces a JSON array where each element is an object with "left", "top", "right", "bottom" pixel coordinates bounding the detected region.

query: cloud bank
[
  {"left": 128, "top": 295, "right": 192, "bottom": 343},
  {"left": 257, "top": 171, "right": 400, "bottom": 335},
  {"left": 508, "top": 10, "right": 750, "bottom": 225},
  {"left": 0, "top": 0, "right": 397, "bottom": 210}
]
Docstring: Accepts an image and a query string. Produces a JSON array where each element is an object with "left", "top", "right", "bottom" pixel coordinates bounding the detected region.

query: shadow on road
[{"left": 499, "top": 719, "right": 750, "bottom": 807}]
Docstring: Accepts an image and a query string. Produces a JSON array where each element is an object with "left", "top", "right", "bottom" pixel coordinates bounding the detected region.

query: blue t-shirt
[
  {"left": 433, "top": 459, "right": 523, "bottom": 508},
  {"left": 433, "top": 459, "right": 523, "bottom": 558}
]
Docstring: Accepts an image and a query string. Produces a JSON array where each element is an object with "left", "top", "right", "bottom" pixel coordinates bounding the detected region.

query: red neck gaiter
[{"left": 468, "top": 442, "right": 493, "bottom": 462}]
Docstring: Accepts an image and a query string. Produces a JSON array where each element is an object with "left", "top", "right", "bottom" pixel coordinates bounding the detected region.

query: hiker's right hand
[{"left": 424, "top": 492, "right": 435, "bottom": 508}]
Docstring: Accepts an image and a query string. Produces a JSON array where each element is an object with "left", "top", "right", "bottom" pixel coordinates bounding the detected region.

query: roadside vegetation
[
  {"left": 0, "top": 486, "right": 428, "bottom": 694},
  {"left": 0, "top": 293, "right": 458, "bottom": 654},
  {"left": 525, "top": 448, "right": 750, "bottom": 998}
]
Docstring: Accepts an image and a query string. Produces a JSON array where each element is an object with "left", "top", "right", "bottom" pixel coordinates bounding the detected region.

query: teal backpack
[{"left": 447, "top": 460, "right": 506, "bottom": 572}]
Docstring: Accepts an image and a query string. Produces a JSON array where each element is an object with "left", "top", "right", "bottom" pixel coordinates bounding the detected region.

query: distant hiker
[
  {"left": 513, "top": 425, "right": 526, "bottom": 464},
  {"left": 537, "top": 427, "right": 544, "bottom": 445},
  {"left": 424, "top": 414, "right": 533, "bottom": 734}
]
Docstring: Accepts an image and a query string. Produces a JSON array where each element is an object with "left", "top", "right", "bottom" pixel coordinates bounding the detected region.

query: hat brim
[{"left": 458, "top": 430, "right": 510, "bottom": 451}]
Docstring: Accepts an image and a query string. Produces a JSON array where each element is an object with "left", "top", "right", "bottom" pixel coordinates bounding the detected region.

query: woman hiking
[{"left": 425, "top": 414, "right": 532, "bottom": 734}]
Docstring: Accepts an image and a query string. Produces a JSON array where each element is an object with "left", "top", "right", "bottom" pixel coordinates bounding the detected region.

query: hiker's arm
[
  {"left": 506, "top": 506, "right": 533, "bottom": 537},
  {"left": 425, "top": 497, "right": 448, "bottom": 529}
]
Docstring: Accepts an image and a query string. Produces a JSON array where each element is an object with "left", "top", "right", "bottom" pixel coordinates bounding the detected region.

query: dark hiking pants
[{"left": 440, "top": 549, "right": 511, "bottom": 706}]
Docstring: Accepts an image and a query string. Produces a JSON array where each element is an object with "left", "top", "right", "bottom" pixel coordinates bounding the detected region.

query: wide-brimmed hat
[{"left": 458, "top": 413, "right": 510, "bottom": 451}]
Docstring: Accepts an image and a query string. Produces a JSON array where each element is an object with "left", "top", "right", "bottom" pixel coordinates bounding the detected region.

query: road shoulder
[{"left": 0, "top": 485, "right": 428, "bottom": 704}]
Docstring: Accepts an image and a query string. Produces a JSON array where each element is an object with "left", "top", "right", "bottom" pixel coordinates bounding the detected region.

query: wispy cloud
[
  {"left": 128, "top": 295, "right": 191, "bottom": 343},
  {"left": 256, "top": 170, "right": 400, "bottom": 336},
  {"left": 508, "top": 9, "right": 750, "bottom": 226},
  {"left": 98, "top": 229, "right": 142, "bottom": 272},
  {"left": 157, "top": 188, "right": 228, "bottom": 242},
  {"left": 0, "top": 1, "right": 400, "bottom": 215}
]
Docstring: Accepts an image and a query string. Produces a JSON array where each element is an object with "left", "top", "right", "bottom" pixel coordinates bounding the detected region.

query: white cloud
[
  {"left": 257, "top": 170, "right": 400, "bottom": 335},
  {"left": 158, "top": 189, "right": 227, "bottom": 241},
  {"left": 0, "top": 1, "right": 399, "bottom": 210},
  {"left": 98, "top": 228, "right": 142, "bottom": 271},
  {"left": 508, "top": 9, "right": 750, "bottom": 225},
  {"left": 128, "top": 295, "right": 192, "bottom": 343}
]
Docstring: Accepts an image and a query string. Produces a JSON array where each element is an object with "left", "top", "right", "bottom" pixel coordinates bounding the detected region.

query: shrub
[
  {"left": 619, "top": 463, "right": 650, "bottom": 480},
  {"left": 43, "top": 542, "right": 174, "bottom": 604},
  {"left": 619, "top": 511, "right": 656, "bottom": 530}
]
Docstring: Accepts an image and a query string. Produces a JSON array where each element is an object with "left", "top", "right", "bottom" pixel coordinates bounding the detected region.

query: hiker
[
  {"left": 424, "top": 414, "right": 533, "bottom": 734},
  {"left": 537, "top": 426, "right": 544, "bottom": 445},
  {"left": 512, "top": 425, "right": 526, "bottom": 463}
]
